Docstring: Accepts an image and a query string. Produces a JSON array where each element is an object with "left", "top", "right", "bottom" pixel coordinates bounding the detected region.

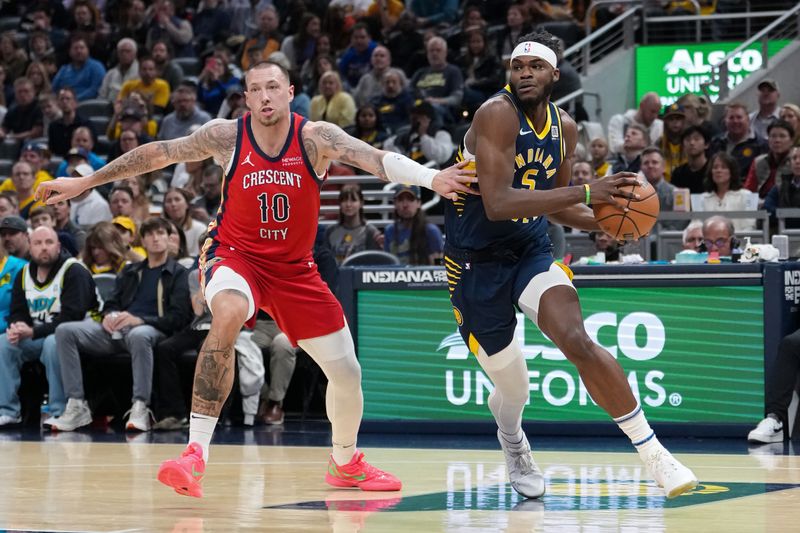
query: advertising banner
[
  {"left": 358, "top": 286, "right": 764, "bottom": 422},
  {"left": 635, "top": 40, "right": 791, "bottom": 105}
]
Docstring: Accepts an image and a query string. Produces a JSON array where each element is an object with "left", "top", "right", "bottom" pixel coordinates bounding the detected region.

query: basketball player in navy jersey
[
  {"left": 36, "top": 60, "right": 477, "bottom": 498},
  {"left": 444, "top": 30, "right": 698, "bottom": 499}
]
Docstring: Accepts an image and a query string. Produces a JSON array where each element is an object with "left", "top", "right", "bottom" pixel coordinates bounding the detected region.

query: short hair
[
  {"left": 29, "top": 205, "right": 56, "bottom": 220},
  {"left": 0, "top": 191, "right": 18, "bottom": 208},
  {"left": 245, "top": 60, "right": 290, "bottom": 88},
  {"left": 13, "top": 76, "right": 33, "bottom": 89},
  {"left": 767, "top": 119, "right": 795, "bottom": 140},
  {"left": 641, "top": 146, "right": 664, "bottom": 160},
  {"left": 117, "top": 38, "right": 137, "bottom": 53},
  {"left": 626, "top": 123, "right": 651, "bottom": 145},
  {"left": 681, "top": 124, "right": 710, "bottom": 144},
  {"left": 725, "top": 101, "right": 749, "bottom": 115},
  {"left": 139, "top": 217, "right": 173, "bottom": 238},
  {"left": 58, "top": 86, "right": 77, "bottom": 99},
  {"left": 110, "top": 185, "right": 135, "bottom": 200},
  {"left": 703, "top": 215, "right": 735, "bottom": 238},
  {"left": 516, "top": 29, "right": 562, "bottom": 57},
  {"left": 682, "top": 220, "right": 703, "bottom": 244},
  {"left": 69, "top": 33, "right": 89, "bottom": 48}
]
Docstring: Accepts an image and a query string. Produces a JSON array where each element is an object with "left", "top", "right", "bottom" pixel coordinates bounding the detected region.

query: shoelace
[
  {"left": 348, "top": 453, "right": 389, "bottom": 480},
  {"left": 511, "top": 450, "right": 535, "bottom": 475}
]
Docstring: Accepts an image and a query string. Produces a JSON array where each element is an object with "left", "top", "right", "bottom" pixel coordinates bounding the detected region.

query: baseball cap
[
  {"left": 112, "top": 216, "right": 136, "bottom": 234},
  {"left": 758, "top": 78, "right": 779, "bottom": 91},
  {"left": 0, "top": 216, "right": 28, "bottom": 233},
  {"left": 394, "top": 184, "right": 421, "bottom": 200},
  {"left": 67, "top": 147, "right": 90, "bottom": 160},
  {"left": 662, "top": 103, "right": 686, "bottom": 119},
  {"left": 120, "top": 107, "right": 143, "bottom": 121},
  {"left": 70, "top": 163, "right": 94, "bottom": 177},
  {"left": 22, "top": 140, "right": 48, "bottom": 154}
]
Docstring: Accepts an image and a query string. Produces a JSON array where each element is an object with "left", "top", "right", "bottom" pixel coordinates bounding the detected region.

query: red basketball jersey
[{"left": 208, "top": 112, "right": 325, "bottom": 263}]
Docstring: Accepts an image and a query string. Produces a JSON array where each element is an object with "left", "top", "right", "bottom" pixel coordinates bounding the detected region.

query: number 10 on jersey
[{"left": 258, "top": 193, "right": 290, "bottom": 223}]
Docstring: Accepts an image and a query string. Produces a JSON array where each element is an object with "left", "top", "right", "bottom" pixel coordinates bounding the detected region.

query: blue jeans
[{"left": 0, "top": 333, "right": 64, "bottom": 419}]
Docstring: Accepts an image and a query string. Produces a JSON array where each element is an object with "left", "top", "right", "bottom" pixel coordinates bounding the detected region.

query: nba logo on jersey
[{"left": 551, "top": 125, "right": 559, "bottom": 140}]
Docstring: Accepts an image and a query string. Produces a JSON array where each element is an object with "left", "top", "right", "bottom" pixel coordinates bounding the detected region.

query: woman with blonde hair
[
  {"left": 310, "top": 71, "right": 356, "bottom": 128},
  {"left": 82, "top": 222, "right": 128, "bottom": 274},
  {"left": 780, "top": 104, "right": 800, "bottom": 146},
  {"left": 25, "top": 61, "right": 51, "bottom": 95}
]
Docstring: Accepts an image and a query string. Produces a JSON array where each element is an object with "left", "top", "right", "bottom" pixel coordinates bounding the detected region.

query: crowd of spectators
[{"left": 0, "top": 0, "right": 795, "bottom": 433}]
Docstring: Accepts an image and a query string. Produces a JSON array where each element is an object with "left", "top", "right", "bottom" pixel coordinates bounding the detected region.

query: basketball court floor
[{"left": 0, "top": 423, "right": 797, "bottom": 533}]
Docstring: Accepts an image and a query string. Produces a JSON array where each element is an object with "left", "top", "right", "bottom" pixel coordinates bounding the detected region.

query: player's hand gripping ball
[{"left": 592, "top": 176, "right": 660, "bottom": 242}]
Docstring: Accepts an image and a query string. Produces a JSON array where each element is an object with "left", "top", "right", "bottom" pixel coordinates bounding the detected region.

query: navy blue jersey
[{"left": 444, "top": 85, "right": 565, "bottom": 250}]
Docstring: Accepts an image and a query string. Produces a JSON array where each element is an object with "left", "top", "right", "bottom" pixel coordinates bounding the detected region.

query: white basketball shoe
[{"left": 498, "top": 430, "right": 546, "bottom": 499}]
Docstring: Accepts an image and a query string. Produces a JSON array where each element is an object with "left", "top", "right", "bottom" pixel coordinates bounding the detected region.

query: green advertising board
[
  {"left": 358, "top": 286, "right": 763, "bottom": 422},
  {"left": 635, "top": 40, "right": 791, "bottom": 105}
]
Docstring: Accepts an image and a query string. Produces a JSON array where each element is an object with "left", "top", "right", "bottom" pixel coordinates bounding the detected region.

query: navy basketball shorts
[{"left": 444, "top": 247, "right": 572, "bottom": 356}]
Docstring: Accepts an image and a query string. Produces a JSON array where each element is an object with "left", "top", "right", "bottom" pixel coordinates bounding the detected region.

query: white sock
[
  {"left": 332, "top": 442, "right": 357, "bottom": 466},
  {"left": 614, "top": 404, "right": 661, "bottom": 456},
  {"left": 189, "top": 412, "right": 218, "bottom": 463}
]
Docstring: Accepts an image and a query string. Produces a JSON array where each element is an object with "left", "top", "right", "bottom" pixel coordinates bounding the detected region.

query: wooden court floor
[{"left": 0, "top": 437, "right": 798, "bottom": 533}]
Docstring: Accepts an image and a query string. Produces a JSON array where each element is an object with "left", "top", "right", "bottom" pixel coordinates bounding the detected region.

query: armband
[{"left": 382, "top": 152, "right": 438, "bottom": 190}]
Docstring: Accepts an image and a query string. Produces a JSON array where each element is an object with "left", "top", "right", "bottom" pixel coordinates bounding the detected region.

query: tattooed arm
[
  {"left": 302, "top": 120, "right": 478, "bottom": 200},
  {"left": 36, "top": 119, "right": 238, "bottom": 204}
]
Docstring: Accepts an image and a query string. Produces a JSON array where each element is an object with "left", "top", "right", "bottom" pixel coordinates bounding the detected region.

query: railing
[
  {"left": 566, "top": 3, "right": 641, "bottom": 75},
  {"left": 554, "top": 89, "right": 603, "bottom": 121},
  {"left": 710, "top": 3, "right": 800, "bottom": 101}
]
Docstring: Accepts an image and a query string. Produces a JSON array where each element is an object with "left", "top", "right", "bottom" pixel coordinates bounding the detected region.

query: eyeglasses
[{"left": 703, "top": 238, "right": 729, "bottom": 249}]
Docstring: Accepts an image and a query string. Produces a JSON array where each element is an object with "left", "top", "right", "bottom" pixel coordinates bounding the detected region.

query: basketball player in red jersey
[{"left": 36, "top": 61, "right": 477, "bottom": 498}]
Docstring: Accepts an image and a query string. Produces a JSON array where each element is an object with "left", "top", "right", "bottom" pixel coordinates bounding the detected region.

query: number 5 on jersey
[{"left": 258, "top": 193, "right": 290, "bottom": 223}]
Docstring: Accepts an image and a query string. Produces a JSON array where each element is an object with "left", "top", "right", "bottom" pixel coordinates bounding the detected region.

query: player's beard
[
  {"left": 256, "top": 112, "right": 281, "bottom": 127},
  {"left": 516, "top": 77, "right": 555, "bottom": 110}
]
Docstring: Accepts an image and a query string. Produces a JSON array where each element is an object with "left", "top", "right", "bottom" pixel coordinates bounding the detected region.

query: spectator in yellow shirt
[
  {"left": 0, "top": 141, "right": 53, "bottom": 196},
  {"left": 117, "top": 57, "right": 170, "bottom": 114}
]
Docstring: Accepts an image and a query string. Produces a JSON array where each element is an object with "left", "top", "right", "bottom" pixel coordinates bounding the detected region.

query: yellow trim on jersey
[
  {"left": 554, "top": 104, "right": 565, "bottom": 163},
  {"left": 502, "top": 85, "right": 552, "bottom": 141}
]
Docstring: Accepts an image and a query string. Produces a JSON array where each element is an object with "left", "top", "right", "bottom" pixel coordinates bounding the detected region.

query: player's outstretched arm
[
  {"left": 36, "top": 119, "right": 237, "bottom": 204},
  {"left": 304, "top": 120, "right": 477, "bottom": 200}
]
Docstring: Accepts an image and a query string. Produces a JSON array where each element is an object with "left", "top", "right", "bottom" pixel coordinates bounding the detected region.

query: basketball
[{"left": 592, "top": 177, "right": 660, "bottom": 241}]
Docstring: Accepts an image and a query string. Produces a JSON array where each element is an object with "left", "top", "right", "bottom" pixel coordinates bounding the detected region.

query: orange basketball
[{"left": 591, "top": 177, "right": 660, "bottom": 242}]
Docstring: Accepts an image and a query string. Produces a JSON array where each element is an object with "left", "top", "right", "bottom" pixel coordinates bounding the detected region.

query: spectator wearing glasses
[{"left": 701, "top": 215, "right": 738, "bottom": 257}]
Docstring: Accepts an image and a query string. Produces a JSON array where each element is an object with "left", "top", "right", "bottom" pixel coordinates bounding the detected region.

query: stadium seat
[
  {"left": 89, "top": 116, "right": 111, "bottom": 136},
  {"left": 340, "top": 250, "right": 400, "bottom": 266},
  {"left": 174, "top": 57, "right": 201, "bottom": 76},
  {"left": 0, "top": 158, "right": 13, "bottom": 177},
  {"left": 78, "top": 99, "right": 114, "bottom": 118},
  {"left": 0, "top": 16, "right": 20, "bottom": 33},
  {"left": 0, "top": 139, "right": 19, "bottom": 160}
]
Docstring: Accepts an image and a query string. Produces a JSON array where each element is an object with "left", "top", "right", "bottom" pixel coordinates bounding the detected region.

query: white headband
[{"left": 511, "top": 42, "right": 558, "bottom": 68}]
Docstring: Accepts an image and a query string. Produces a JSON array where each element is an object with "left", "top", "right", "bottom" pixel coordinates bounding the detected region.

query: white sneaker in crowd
[
  {"left": 747, "top": 415, "right": 783, "bottom": 444},
  {"left": 125, "top": 400, "right": 153, "bottom": 432},
  {"left": 50, "top": 398, "right": 92, "bottom": 432}
]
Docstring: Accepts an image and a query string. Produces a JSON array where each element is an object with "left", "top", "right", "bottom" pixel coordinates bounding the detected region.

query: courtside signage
[
  {"left": 358, "top": 286, "right": 763, "bottom": 422},
  {"left": 635, "top": 40, "right": 791, "bottom": 106}
]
